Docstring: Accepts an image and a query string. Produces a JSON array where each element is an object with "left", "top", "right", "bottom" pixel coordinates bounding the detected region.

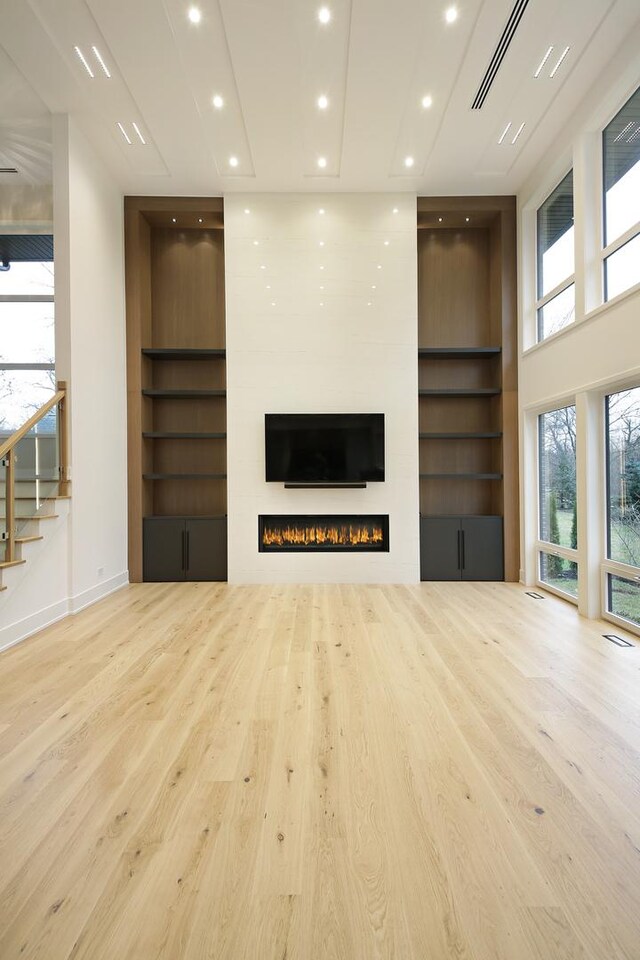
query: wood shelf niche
[
  {"left": 417, "top": 196, "right": 518, "bottom": 581},
  {"left": 125, "top": 196, "right": 227, "bottom": 582}
]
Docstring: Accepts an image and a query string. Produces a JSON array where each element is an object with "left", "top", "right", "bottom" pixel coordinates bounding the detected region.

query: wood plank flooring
[{"left": 0, "top": 582, "right": 639, "bottom": 960}]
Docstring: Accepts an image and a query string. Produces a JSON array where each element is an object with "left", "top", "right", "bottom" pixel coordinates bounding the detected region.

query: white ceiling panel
[{"left": 0, "top": 0, "right": 638, "bottom": 195}]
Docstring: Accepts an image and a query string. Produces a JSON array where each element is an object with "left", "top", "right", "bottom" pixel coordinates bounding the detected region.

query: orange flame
[{"left": 262, "top": 523, "right": 384, "bottom": 547}]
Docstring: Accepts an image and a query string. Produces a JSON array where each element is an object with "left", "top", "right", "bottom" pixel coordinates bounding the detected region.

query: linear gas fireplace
[{"left": 259, "top": 515, "right": 389, "bottom": 552}]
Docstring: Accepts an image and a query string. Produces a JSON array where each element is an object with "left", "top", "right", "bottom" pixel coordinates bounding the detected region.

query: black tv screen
[{"left": 265, "top": 413, "right": 385, "bottom": 483}]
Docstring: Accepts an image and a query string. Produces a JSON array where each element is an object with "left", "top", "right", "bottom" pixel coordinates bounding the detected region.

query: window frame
[
  {"left": 601, "top": 84, "right": 640, "bottom": 303},
  {"left": 535, "top": 169, "right": 576, "bottom": 342},
  {"left": 0, "top": 285, "right": 55, "bottom": 436},
  {"left": 536, "top": 403, "right": 579, "bottom": 604},
  {"left": 601, "top": 384, "right": 640, "bottom": 636}
]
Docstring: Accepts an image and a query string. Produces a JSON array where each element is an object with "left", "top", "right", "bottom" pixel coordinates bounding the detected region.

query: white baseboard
[
  {"left": 69, "top": 571, "right": 129, "bottom": 614},
  {"left": 0, "top": 571, "right": 129, "bottom": 654}
]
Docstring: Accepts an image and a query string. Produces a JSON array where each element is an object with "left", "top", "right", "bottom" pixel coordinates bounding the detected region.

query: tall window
[
  {"left": 538, "top": 405, "right": 578, "bottom": 598},
  {"left": 605, "top": 386, "right": 640, "bottom": 628},
  {"left": 0, "top": 252, "right": 55, "bottom": 434},
  {"left": 536, "top": 171, "right": 575, "bottom": 341},
  {"left": 603, "top": 85, "right": 640, "bottom": 301}
]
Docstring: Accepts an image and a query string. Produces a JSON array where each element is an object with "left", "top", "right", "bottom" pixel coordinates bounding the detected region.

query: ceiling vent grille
[{"left": 471, "top": 0, "right": 531, "bottom": 110}]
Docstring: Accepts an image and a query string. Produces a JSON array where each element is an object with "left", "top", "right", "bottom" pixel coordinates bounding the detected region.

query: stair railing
[{"left": 0, "top": 381, "right": 69, "bottom": 564}]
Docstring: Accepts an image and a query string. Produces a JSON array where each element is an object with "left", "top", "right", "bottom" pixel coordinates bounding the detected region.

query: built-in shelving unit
[
  {"left": 125, "top": 197, "right": 227, "bottom": 582},
  {"left": 417, "top": 197, "right": 518, "bottom": 581}
]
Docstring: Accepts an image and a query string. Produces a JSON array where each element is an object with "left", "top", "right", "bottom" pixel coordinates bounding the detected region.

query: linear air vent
[
  {"left": 471, "top": 0, "right": 532, "bottom": 110},
  {"left": 0, "top": 168, "right": 19, "bottom": 174}
]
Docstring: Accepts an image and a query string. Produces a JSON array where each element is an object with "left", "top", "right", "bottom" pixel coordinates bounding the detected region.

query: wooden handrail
[
  {"left": 1, "top": 381, "right": 69, "bottom": 565},
  {"left": 0, "top": 388, "right": 65, "bottom": 460}
]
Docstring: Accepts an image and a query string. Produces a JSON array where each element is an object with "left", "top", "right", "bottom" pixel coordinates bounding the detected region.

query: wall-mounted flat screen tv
[{"left": 265, "top": 413, "right": 385, "bottom": 483}]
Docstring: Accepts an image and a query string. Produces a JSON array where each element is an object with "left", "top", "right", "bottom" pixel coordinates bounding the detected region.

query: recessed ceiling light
[
  {"left": 320, "top": 285, "right": 324, "bottom": 290},
  {"left": 317, "top": 95, "right": 329, "bottom": 110},
  {"left": 444, "top": 6, "right": 458, "bottom": 24},
  {"left": 320, "top": 302, "right": 324, "bottom": 307},
  {"left": 188, "top": 7, "right": 202, "bottom": 24},
  {"left": 317, "top": 156, "right": 327, "bottom": 169},
  {"left": 271, "top": 301, "right": 276, "bottom": 306},
  {"left": 319, "top": 240, "right": 325, "bottom": 246},
  {"left": 132, "top": 122, "right": 146, "bottom": 144},
  {"left": 371, "top": 284, "right": 376, "bottom": 290},
  {"left": 320, "top": 265, "right": 325, "bottom": 270},
  {"left": 260, "top": 264, "right": 266, "bottom": 270},
  {"left": 377, "top": 264, "right": 382, "bottom": 270},
  {"left": 367, "top": 302, "right": 372, "bottom": 306},
  {"left": 91, "top": 46, "right": 111, "bottom": 78},
  {"left": 318, "top": 6, "right": 331, "bottom": 24},
  {"left": 534, "top": 46, "right": 554, "bottom": 79},
  {"left": 465, "top": 217, "right": 470, "bottom": 222},
  {"left": 244, "top": 208, "right": 251, "bottom": 214},
  {"left": 549, "top": 46, "right": 570, "bottom": 78},
  {"left": 404, "top": 156, "right": 415, "bottom": 168},
  {"left": 198, "top": 218, "right": 203, "bottom": 223},
  {"left": 393, "top": 207, "right": 399, "bottom": 214},
  {"left": 212, "top": 94, "right": 224, "bottom": 109},
  {"left": 438, "top": 217, "right": 443, "bottom": 222},
  {"left": 511, "top": 121, "right": 525, "bottom": 144},
  {"left": 421, "top": 94, "right": 433, "bottom": 109},
  {"left": 384, "top": 240, "right": 389, "bottom": 246},
  {"left": 74, "top": 46, "right": 95, "bottom": 78},
  {"left": 172, "top": 217, "right": 177, "bottom": 223},
  {"left": 229, "top": 156, "right": 239, "bottom": 167},
  {"left": 498, "top": 121, "right": 512, "bottom": 144},
  {"left": 117, "top": 122, "right": 132, "bottom": 144},
  {"left": 253, "top": 240, "right": 259, "bottom": 245},
  {"left": 319, "top": 208, "right": 325, "bottom": 215}
]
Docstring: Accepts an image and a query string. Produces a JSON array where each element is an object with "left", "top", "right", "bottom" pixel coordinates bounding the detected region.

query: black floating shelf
[
  {"left": 143, "top": 432, "right": 227, "bottom": 439},
  {"left": 419, "top": 432, "right": 503, "bottom": 439},
  {"left": 418, "top": 347, "right": 502, "bottom": 359},
  {"left": 142, "top": 389, "right": 226, "bottom": 398},
  {"left": 143, "top": 473, "right": 227, "bottom": 481},
  {"left": 142, "top": 348, "right": 226, "bottom": 360},
  {"left": 419, "top": 388, "right": 501, "bottom": 397},
  {"left": 419, "top": 472, "right": 503, "bottom": 480}
]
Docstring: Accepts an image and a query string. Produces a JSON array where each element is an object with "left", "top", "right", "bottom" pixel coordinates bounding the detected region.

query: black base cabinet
[
  {"left": 143, "top": 517, "right": 227, "bottom": 582},
  {"left": 420, "top": 516, "right": 503, "bottom": 581}
]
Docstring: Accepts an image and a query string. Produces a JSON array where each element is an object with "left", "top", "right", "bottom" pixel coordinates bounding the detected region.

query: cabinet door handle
[
  {"left": 185, "top": 530, "right": 190, "bottom": 572},
  {"left": 181, "top": 529, "right": 186, "bottom": 571},
  {"left": 461, "top": 529, "right": 465, "bottom": 570},
  {"left": 457, "top": 529, "right": 461, "bottom": 570}
]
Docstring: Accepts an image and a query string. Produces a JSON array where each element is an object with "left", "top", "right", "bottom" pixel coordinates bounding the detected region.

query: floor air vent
[
  {"left": 603, "top": 633, "right": 634, "bottom": 648},
  {"left": 471, "top": 0, "right": 531, "bottom": 110},
  {"left": 526, "top": 591, "right": 544, "bottom": 600}
]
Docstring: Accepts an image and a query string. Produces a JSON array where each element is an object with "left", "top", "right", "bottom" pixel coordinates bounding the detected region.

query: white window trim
[{"left": 601, "top": 563, "right": 640, "bottom": 638}]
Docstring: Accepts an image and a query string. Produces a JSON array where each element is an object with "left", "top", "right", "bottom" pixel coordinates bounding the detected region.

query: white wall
[
  {"left": 225, "top": 194, "right": 419, "bottom": 583},
  {"left": 0, "top": 115, "right": 128, "bottom": 650}
]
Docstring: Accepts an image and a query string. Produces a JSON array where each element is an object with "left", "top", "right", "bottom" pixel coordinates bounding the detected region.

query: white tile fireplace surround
[{"left": 225, "top": 194, "right": 419, "bottom": 583}]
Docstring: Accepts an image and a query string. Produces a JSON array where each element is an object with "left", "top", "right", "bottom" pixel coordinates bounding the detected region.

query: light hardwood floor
[{"left": 1, "top": 582, "right": 639, "bottom": 960}]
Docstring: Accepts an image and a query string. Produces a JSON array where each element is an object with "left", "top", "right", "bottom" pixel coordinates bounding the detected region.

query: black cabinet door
[
  {"left": 186, "top": 518, "right": 227, "bottom": 581},
  {"left": 461, "top": 517, "right": 503, "bottom": 581},
  {"left": 143, "top": 518, "right": 186, "bottom": 582},
  {"left": 420, "top": 517, "right": 461, "bottom": 581}
]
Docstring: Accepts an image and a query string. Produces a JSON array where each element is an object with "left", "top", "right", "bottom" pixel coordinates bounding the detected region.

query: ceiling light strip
[
  {"left": 549, "top": 45, "right": 570, "bottom": 78},
  {"left": 117, "top": 122, "right": 132, "bottom": 145},
  {"left": 132, "top": 122, "right": 146, "bottom": 145},
  {"left": 74, "top": 45, "right": 95, "bottom": 78},
  {"left": 91, "top": 46, "right": 111, "bottom": 78},
  {"left": 471, "top": 0, "right": 531, "bottom": 110},
  {"left": 533, "top": 46, "right": 554, "bottom": 79},
  {"left": 498, "top": 121, "right": 512, "bottom": 144},
  {"left": 511, "top": 121, "right": 526, "bottom": 145}
]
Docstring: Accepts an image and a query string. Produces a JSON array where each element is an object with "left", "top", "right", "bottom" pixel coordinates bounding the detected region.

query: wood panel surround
[
  {"left": 0, "top": 581, "right": 638, "bottom": 958},
  {"left": 124, "top": 197, "right": 226, "bottom": 582},
  {"left": 417, "top": 196, "right": 519, "bottom": 581}
]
